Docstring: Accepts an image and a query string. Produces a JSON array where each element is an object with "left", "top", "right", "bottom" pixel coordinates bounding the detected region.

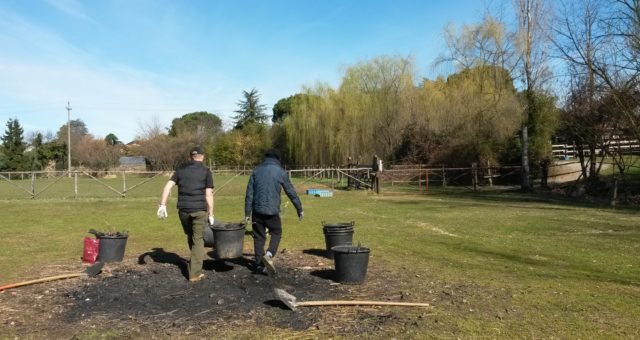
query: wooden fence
[
  {"left": 552, "top": 138, "right": 640, "bottom": 159},
  {"left": 378, "top": 164, "right": 522, "bottom": 193},
  {"left": 0, "top": 170, "right": 168, "bottom": 199}
]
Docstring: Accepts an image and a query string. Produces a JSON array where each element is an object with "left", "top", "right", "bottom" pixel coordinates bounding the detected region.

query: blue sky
[{"left": 0, "top": 0, "right": 487, "bottom": 143}]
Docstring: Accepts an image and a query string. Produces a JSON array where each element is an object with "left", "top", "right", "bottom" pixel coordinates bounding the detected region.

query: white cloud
[
  {"left": 0, "top": 59, "right": 243, "bottom": 142},
  {"left": 0, "top": 7, "right": 242, "bottom": 142}
]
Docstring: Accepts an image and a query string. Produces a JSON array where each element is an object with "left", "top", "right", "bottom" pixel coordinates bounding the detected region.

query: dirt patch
[{"left": 0, "top": 249, "right": 514, "bottom": 338}]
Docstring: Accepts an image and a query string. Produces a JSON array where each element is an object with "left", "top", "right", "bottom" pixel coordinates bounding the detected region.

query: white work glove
[
  {"left": 298, "top": 211, "right": 304, "bottom": 221},
  {"left": 244, "top": 216, "right": 251, "bottom": 225},
  {"left": 157, "top": 205, "right": 168, "bottom": 219},
  {"left": 208, "top": 215, "right": 214, "bottom": 225}
]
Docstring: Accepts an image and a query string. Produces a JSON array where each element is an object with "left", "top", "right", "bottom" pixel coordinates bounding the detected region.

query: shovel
[
  {"left": 0, "top": 262, "right": 104, "bottom": 291},
  {"left": 274, "top": 288, "right": 431, "bottom": 311}
]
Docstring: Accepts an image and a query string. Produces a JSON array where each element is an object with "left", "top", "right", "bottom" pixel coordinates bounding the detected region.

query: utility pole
[{"left": 66, "top": 101, "right": 72, "bottom": 175}]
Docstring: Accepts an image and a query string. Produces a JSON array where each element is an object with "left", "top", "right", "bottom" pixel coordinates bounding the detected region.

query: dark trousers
[{"left": 252, "top": 212, "right": 282, "bottom": 265}]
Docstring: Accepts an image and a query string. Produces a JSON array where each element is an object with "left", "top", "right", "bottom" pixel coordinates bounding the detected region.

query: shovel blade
[
  {"left": 273, "top": 288, "right": 298, "bottom": 311},
  {"left": 84, "top": 261, "right": 104, "bottom": 277}
]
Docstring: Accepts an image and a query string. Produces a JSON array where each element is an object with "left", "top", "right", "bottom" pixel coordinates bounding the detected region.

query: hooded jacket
[{"left": 244, "top": 157, "right": 302, "bottom": 217}]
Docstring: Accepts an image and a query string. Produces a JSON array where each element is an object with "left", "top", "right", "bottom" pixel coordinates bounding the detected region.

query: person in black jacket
[
  {"left": 157, "top": 146, "right": 214, "bottom": 282},
  {"left": 244, "top": 149, "right": 303, "bottom": 275}
]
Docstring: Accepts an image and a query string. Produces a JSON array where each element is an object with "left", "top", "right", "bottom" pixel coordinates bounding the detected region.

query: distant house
[
  {"left": 118, "top": 156, "right": 148, "bottom": 171},
  {"left": 126, "top": 140, "right": 142, "bottom": 148}
]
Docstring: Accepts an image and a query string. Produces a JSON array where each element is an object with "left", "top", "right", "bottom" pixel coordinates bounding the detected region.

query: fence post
[
  {"left": 472, "top": 163, "right": 478, "bottom": 191},
  {"left": 487, "top": 161, "right": 493, "bottom": 187},
  {"left": 442, "top": 165, "right": 446, "bottom": 187},
  {"left": 425, "top": 170, "right": 429, "bottom": 193},
  {"left": 331, "top": 166, "right": 334, "bottom": 189},
  {"left": 31, "top": 173, "right": 35, "bottom": 199},
  {"left": 74, "top": 172, "right": 78, "bottom": 199},
  {"left": 122, "top": 171, "right": 127, "bottom": 197}
]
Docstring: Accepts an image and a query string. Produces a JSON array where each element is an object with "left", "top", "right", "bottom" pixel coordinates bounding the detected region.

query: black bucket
[
  {"left": 212, "top": 223, "right": 245, "bottom": 259},
  {"left": 97, "top": 234, "right": 128, "bottom": 262},
  {"left": 324, "top": 231, "right": 354, "bottom": 259},
  {"left": 331, "top": 245, "right": 370, "bottom": 284},
  {"left": 322, "top": 221, "right": 354, "bottom": 232},
  {"left": 322, "top": 221, "right": 355, "bottom": 259}
]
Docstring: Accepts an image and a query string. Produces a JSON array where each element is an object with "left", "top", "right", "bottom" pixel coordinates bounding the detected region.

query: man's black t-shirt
[{"left": 170, "top": 161, "right": 214, "bottom": 212}]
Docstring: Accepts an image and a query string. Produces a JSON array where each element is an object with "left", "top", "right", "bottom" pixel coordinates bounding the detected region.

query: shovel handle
[
  {"left": 0, "top": 273, "right": 83, "bottom": 291},
  {"left": 296, "top": 300, "right": 431, "bottom": 308}
]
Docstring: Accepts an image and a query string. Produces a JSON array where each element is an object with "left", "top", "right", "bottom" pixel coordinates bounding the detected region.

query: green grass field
[{"left": 1, "top": 175, "right": 639, "bottom": 338}]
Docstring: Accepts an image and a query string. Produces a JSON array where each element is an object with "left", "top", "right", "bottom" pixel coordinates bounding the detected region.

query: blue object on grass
[{"left": 307, "top": 189, "right": 333, "bottom": 197}]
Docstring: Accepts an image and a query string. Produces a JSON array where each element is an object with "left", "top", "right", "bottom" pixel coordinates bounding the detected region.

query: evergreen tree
[
  {"left": 233, "top": 88, "right": 268, "bottom": 129},
  {"left": 105, "top": 133, "right": 121, "bottom": 145},
  {"left": 1, "top": 118, "right": 27, "bottom": 171}
]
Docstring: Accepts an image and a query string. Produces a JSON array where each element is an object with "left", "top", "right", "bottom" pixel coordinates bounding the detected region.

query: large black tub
[
  {"left": 331, "top": 245, "right": 370, "bottom": 284},
  {"left": 211, "top": 222, "right": 246, "bottom": 260}
]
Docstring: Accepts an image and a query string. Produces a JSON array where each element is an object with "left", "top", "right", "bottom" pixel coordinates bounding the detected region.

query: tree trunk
[
  {"left": 588, "top": 143, "right": 597, "bottom": 183},
  {"left": 576, "top": 142, "right": 588, "bottom": 180},
  {"left": 611, "top": 176, "right": 618, "bottom": 207},
  {"left": 521, "top": 124, "right": 531, "bottom": 191},
  {"left": 540, "top": 158, "right": 549, "bottom": 189}
]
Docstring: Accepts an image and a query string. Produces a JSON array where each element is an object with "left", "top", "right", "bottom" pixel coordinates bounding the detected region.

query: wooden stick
[
  {"left": 0, "top": 273, "right": 82, "bottom": 291},
  {"left": 296, "top": 300, "right": 431, "bottom": 308}
]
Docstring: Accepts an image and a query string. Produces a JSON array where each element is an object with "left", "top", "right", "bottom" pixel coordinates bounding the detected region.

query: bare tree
[
  {"left": 513, "top": 0, "right": 554, "bottom": 191},
  {"left": 73, "top": 135, "right": 120, "bottom": 170},
  {"left": 136, "top": 115, "right": 165, "bottom": 140},
  {"left": 553, "top": 0, "right": 609, "bottom": 183}
]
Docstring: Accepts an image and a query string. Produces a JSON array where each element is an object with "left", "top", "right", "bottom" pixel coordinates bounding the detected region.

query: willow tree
[
  {"left": 283, "top": 56, "right": 417, "bottom": 166},
  {"left": 283, "top": 84, "right": 339, "bottom": 165},
  {"left": 431, "top": 65, "right": 523, "bottom": 165},
  {"left": 435, "top": 17, "right": 528, "bottom": 165},
  {"left": 339, "top": 56, "right": 416, "bottom": 160}
]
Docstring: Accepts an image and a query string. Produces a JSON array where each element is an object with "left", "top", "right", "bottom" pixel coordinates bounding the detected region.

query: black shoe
[{"left": 252, "top": 265, "right": 267, "bottom": 275}]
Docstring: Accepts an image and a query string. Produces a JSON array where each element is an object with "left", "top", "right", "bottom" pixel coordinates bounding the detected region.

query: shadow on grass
[
  {"left": 384, "top": 188, "right": 640, "bottom": 214},
  {"left": 138, "top": 247, "right": 188, "bottom": 279},
  {"left": 441, "top": 241, "right": 640, "bottom": 287}
]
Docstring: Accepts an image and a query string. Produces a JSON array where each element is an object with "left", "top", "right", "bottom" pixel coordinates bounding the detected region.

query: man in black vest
[
  {"left": 244, "top": 149, "right": 303, "bottom": 276},
  {"left": 157, "top": 146, "right": 214, "bottom": 282}
]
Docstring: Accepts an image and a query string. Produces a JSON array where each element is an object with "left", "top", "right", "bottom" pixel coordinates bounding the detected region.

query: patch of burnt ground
[
  {"left": 64, "top": 249, "right": 351, "bottom": 332},
  {"left": 1, "top": 248, "right": 513, "bottom": 338}
]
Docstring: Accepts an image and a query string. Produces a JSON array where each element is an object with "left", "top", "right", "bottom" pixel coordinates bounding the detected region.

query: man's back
[
  {"left": 172, "top": 161, "right": 213, "bottom": 212},
  {"left": 245, "top": 157, "right": 301, "bottom": 216}
]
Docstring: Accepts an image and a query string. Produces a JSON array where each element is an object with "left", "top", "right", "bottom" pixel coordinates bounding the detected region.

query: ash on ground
[{"left": 66, "top": 249, "right": 350, "bottom": 331}]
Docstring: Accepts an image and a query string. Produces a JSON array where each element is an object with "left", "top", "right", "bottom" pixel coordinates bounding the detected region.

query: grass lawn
[{"left": 1, "top": 175, "right": 639, "bottom": 338}]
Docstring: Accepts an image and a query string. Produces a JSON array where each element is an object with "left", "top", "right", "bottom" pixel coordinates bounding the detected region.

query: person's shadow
[
  {"left": 303, "top": 248, "right": 330, "bottom": 258},
  {"left": 204, "top": 250, "right": 256, "bottom": 272},
  {"left": 138, "top": 248, "right": 189, "bottom": 279}
]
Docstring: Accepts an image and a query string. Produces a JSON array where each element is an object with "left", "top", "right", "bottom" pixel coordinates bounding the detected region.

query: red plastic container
[{"left": 82, "top": 237, "right": 100, "bottom": 264}]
